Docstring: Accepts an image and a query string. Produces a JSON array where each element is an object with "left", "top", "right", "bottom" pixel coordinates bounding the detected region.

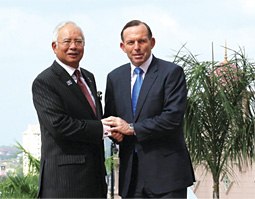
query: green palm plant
[
  {"left": 14, "top": 141, "right": 40, "bottom": 174},
  {"left": 0, "top": 174, "right": 39, "bottom": 198},
  {"left": 0, "top": 141, "right": 40, "bottom": 198},
  {"left": 173, "top": 45, "right": 255, "bottom": 199}
]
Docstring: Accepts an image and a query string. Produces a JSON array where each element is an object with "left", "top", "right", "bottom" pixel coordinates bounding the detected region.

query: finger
[
  {"left": 102, "top": 117, "right": 115, "bottom": 122},
  {"left": 117, "top": 135, "right": 124, "bottom": 142},
  {"left": 111, "top": 132, "right": 122, "bottom": 139},
  {"left": 107, "top": 127, "right": 119, "bottom": 132},
  {"left": 110, "top": 134, "right": 120, "bottom": 140},
  {"left": 102, "top": 121, "right": 114, "bottom": 126},
  {"left": 114, "top": 135, "right": 122, "bottom": 142},
  {"left": 102, "top": 119, "right": 112, "bottom": 123}
]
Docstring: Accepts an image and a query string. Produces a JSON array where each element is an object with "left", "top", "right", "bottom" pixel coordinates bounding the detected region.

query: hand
[
  {"left": 109, "top": 132, "right": 124, "bottom": 143},
  {"left": 102, "top": 116, "right": 134, "bottom": 135}
]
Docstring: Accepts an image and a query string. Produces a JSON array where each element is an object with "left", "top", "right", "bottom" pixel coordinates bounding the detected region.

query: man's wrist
[{"left": 128, "top": 123, "right": 135, "bottom": 135}]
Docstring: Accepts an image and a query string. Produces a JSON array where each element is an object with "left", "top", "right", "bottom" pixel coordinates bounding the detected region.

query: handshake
[{"left": 101, "top": 116, "right": 135, "bottom": 142}]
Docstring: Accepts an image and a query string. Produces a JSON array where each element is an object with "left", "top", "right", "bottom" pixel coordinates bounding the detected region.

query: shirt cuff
[{"left": 102, "top": 124, "right": 112, "bottom": 139}]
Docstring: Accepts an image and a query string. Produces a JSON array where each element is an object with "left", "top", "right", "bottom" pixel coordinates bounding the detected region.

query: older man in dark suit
[
  {"left": 32, "top": 21, "right": 107, "bottom": 198},
  {"left": 103, "top": 20, "right": 195, "bottom": 198}
]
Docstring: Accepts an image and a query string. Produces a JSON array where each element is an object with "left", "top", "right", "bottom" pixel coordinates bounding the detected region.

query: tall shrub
[{"left": 173, "top": 45, "right": 255, "bottom": 199}]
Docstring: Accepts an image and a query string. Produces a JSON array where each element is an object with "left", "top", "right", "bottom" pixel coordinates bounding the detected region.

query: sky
[{"left": 1, "top": 0, "right": 255, "bottom": 146}]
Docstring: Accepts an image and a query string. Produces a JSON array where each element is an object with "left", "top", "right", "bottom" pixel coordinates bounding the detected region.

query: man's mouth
[
  {"left": 133, "top": 54, "right": 143, "bottom": 59},
  {"left": 68, "top": 53, "right": 79, "bottom": 58}
]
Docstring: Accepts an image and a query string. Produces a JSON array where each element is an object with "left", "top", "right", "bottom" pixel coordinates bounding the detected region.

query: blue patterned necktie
[{"left": 132, "top": 67, "right": 143, "bottom": 117}]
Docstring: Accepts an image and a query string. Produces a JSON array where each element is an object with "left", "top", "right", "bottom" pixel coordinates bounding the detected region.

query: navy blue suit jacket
[{"left": 104, "top": 56, "right": 195, "bottom": 197}]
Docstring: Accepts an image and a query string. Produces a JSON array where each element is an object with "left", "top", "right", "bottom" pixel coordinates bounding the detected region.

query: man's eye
[
  {"left": 63, "top": 40, "right": 71, "bottom": 44},
  {"left": 75, "top": 40, "right": 83, "bottom": 44}
]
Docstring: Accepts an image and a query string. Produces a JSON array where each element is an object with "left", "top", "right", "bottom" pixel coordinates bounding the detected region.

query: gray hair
[{"left": 52, "top": 21, "right": 85, "bottom": 42}]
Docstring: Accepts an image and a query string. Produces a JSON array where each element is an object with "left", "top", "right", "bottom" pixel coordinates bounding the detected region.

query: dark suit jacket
[
  {"left": 32, "top": 61, "right": 107, "bottom": 198},
  {"left": 104, "top": 56, "right": 195, "bottom": 197}
]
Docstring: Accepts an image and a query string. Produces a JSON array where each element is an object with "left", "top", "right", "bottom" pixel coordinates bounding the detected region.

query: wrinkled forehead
[
  {"left": 123, "top": 26, "right": 149, "bottom": 41},
  {"left": 58, "top": 24, "right": 84, "bottom": 40}
]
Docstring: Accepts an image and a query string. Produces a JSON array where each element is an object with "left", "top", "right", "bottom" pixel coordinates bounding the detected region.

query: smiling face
[
  {"left": 120, "top": 23, "right": 155, "bottom": 67},
  {"left": 52, "top": 23, "right": 84, "bottom": 69}
]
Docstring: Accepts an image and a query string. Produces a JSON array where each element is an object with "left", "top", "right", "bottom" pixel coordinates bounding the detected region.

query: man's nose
[
  {"left": 134, "top": 41, "right": 140, "bottom": 50},
  {"left": 69, "top": 41, "right": 77, "bottom": 49}
]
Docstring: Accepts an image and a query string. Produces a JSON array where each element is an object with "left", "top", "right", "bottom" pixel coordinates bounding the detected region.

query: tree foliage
[
  {"left": 173, "top": 45, "right": 255, "bottom": 198},
  {"left": 0, "top": 141, "right": 40, "bottom": 198}
]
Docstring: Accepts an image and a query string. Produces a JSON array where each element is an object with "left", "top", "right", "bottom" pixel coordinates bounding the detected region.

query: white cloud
[
  {"left": 0, "top": 8, "right": 53, "bottom": 54},
  {"left": 242, "top": 0, "right": 255, "bottom": 15},
  {"left": 158, "top": 14, "right": 178, "bottom": 29}
]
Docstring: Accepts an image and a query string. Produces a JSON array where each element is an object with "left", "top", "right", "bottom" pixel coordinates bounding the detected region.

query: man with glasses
[{"left": 32, "top": 21, "right": 108, "bottom": 198}]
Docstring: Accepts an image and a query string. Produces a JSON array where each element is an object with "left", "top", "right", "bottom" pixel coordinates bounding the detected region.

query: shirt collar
[
  {"left": 131, "top": 54, "right": 153, "bottom": 75},
  {"left": 56, "top": 57, "right": 81, "bottom": 76}
]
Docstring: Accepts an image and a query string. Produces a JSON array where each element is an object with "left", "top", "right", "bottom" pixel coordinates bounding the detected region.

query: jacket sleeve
[{"left": 104, "top": 74, "right": 117, "bottom": 118}]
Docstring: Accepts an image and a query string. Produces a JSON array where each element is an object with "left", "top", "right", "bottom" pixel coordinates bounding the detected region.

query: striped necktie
[{"left": 74, "top": 70, "right": 97, "bottom": 116}]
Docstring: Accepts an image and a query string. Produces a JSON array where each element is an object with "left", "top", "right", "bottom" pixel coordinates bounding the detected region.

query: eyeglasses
[{"left": 57, "top": 39, "right": 85, "bottom": 47}]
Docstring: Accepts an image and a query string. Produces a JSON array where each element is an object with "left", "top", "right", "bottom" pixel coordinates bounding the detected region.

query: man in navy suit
[
  {"left": 32, "top": 21, "right": 107, "bottom": 198},
  {"left": 103, "top": 20, "right": 195, "bottom": 198}
]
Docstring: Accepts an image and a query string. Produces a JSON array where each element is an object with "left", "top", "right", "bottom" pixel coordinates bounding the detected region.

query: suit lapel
[
  {"left": 121, "top": 64, "right": 133, "bottom": 119},
  {"left": 51, "top": 61, "right": 97, "bottom": 119},
  {"left": 134, "top": 57, "right": 158, "bottom": 121}
]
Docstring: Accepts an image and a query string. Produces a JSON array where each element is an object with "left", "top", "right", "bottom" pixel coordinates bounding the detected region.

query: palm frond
[{"left": 173, "top": 44, "right": 255, "bottom": 198}]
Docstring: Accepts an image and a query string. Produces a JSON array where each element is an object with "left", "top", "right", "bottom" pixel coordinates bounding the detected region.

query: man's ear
[
  {"left": 52, "top": 42, "right": 57, "bottom": 54},
  {"left": 120, "top": 42, "right": 127, "bottom": 53},
  {"left": 150, "top": 37, "right": 156, "bottom": 49}
]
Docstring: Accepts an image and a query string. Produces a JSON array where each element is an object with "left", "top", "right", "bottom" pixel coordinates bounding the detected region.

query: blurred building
[
  {"left": 192, "top": 164, "right": 255, "bottom": 199},
  {"left": 22, "top": 124, "right": 41, "bottom": 175}
]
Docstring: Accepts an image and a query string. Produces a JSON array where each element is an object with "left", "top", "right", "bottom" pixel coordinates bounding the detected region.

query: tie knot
[
  {"left": 134, "top": 67, "right": 143, "bottom": 75},
  {"left": 74, "top": 69, "right": 81, "bottom": 78}
]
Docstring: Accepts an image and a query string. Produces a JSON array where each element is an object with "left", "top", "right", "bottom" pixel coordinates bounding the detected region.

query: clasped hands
[{"left": 101, "top": 116, "right": 134, "bottom": 143}]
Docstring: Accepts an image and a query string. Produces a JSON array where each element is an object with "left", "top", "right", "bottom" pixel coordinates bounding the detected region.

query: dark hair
[{"left": 120, "top": 20, "right": 153, "bottom": 41}]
